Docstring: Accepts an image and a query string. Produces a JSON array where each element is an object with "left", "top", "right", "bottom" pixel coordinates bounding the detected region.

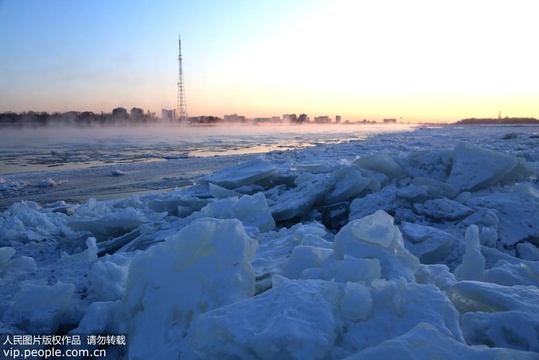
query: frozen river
[
  {"left": 0, "top": 123, "right": 414, "bottom": 174},
  {"left": 0, "top": 123, "right": 414, "bottom": 207},
  {"left": 1, "top": 124, "right": 538, "bottom": 209},
  {"left": 1, "top": 123, "right": 539, "bottom": 358}
]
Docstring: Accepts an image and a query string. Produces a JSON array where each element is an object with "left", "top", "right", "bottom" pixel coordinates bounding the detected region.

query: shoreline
[{"left": 0, "top": 153, "right": 260, "bottom": 210}]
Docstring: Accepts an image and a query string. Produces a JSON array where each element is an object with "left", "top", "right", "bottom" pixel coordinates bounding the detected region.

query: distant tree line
[
  {"left": 0, "top": 107, "right": 158, "bottom": 128},
  {"left": 455, "top": 117, "right": 539, "bottom": 125}
]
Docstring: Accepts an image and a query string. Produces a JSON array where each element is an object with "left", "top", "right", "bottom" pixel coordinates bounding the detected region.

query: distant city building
[
  {"left": 130, "top": 107, "right": 144, "bottom": 119},
  {"left": 361, "top": 119, "right": 376, "bottom": 124},
  {"left": 283, "top": 114, "right": 298, "bottom": 123},
  {"left": 162, "top": 109, "right": 177, "bottom": 122},
  {"left": 112, "top": 107, "right": 128, "bottom": 119},
  {"left": 383, "top": 118, "right": 397, "bottom": 124},
  {"left": 189, "top": 115, "right": 221, "bottom": 124},
  {"left": 335, "top": 115, "right": 341, "bottom": 123},
  {"left": 81, "top": 111, "right": 94, "bottom": 119},
  {"left": 314, "top": 115, "right": 331, "bottom": 124},
  {"left": 224, "top": 114, "right": 246, "bottom": 122},
  {"left": 253, "top": 117, "right": 271, "bottom": 124},
  {"left": 298, "top": 114, "right": 308, "bottom": 123}
]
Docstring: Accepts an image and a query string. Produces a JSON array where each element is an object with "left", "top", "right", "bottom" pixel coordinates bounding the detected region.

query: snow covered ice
[{"left": 1, "top": 125, "right": 539, "bottom": 359}]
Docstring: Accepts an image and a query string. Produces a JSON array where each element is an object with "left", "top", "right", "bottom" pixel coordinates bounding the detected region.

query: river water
[{"left": 0, "top": 123, "right": 414, "bottom": 175}]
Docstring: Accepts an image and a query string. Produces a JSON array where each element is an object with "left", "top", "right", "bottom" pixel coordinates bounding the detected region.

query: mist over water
[{"left": 0, "top": 123, "right": 415, "bottom": 174}]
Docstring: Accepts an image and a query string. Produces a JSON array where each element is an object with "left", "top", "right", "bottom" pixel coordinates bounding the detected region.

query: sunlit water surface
[{"left": 0, "top": 123, "right": 415, "bottom": 174}]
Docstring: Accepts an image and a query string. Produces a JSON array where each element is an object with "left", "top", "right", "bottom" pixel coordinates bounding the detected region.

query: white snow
[{"left": 1, "top": 124, "right": 539, "bottom": 359}]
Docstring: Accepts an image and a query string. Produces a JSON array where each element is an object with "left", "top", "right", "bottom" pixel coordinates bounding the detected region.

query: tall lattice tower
[{"left": 177, "top": 35, "right": 188, "bottom": 121}]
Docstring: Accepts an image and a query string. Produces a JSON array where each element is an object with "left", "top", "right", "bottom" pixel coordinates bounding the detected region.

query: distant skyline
[{"left": 1, "top": 0, "right": 538, "bottom": 123}]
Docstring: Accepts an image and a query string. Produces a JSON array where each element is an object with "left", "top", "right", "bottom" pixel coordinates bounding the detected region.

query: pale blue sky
[{"left": 1, "top": 0, "right": 537, "bottom": 122}]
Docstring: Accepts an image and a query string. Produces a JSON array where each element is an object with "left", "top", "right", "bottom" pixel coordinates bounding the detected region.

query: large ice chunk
[
  {"left": 322, "top": 165, "right": 372, "bottom": 205},
  {"left": 194, "top": 156, "right": 279, "bottom": 189},
  {"left": 397, "top": 176, "right": 458, "bottom": 202},
  {"left": 282, "top": 245, "right": 333, "bottom": 279},
  {"left": 454, "top": 225, "right": 485, "bottom": 281},
  {"left": 4, "top": 281, "right": 75, "bottom": 333},
  {"left": 349, "top": 209, "right": 398, "bottom": 248},
  {"left": 447, "top": 281, "right": 539, "bottom": 352},
  {"left": 447, "top": 141, "right": 534, "bottom": 192},
  {"left": 415, "top": 264, "right": 456, "bottom": 291},
  {"left": 347, "top": 322, "right": 538, "bottom": 360},
  {"left": 89, "top": 260, "right": 128, "bottom": 302},
  {"left": 56, "top": 237, "right": 98, "bottom": 264},
  {"left": 269, "top": 173, "right": 333, "bottom": 222},
  {"left": 353, "top": 153, "right": 407, "bottom": 179},
  {"left": 208, "top": 182, "right": 241, "bottom": 199},
  {"left": 461, "top": 310, "right": 539, "bottom": 352},
  {"left": 483, "top": 260, "right": 539, "bottom": 287},
  {"left": 146, "top": 190, "right": 212, "bottom": 216},
  {"left": 412, "top": 197, "right": 474, "bottom": 221},
  {"left": 334, "top": 210, "right": 419, "bottom": 281},
  {"left": 0, "top": 201, "right": 70, "bottom": 243},
  {"left": 190, "top": 279, "right": 340, "bottom": 360},
  {"left": 253, "top": 222, "right": 329, "bottom": 289},
  {"left": 339, "top": 281, "right": 373, "bottom": 322},
  {"left": 0, "top": 246, "right": 36, "bottom": 280},
  {"left": 396, "top": 148, "right": 453, "bottom": 182},
  {"left": 447, "top": 280, "right": 539, "bottom": 314},
  {"left": 466, "top": 191, "right": 539, "bottom": 250},
  {"left": 68, "top": 197, "right": 166, "bottom": 240},
  {"left": 123, "top": 218, "right": 257, "bottom": 359},
  {"left": 517, "top": 242, "right": 539, "bottom": 261},
  {"left": 197, "top": 192, "right": 275, "bottom": 232},
  {"left": 400, "top": 222, "right": 454, "bottom": 264},
  {"left": 340, "top": 279, "right": 463, "bottom": 354},
  {"left": 71, "top": 300, "right": 123, "bottom": 335},
  {"left": 349, "top": 185, "right": 403, "bottom": 222}
]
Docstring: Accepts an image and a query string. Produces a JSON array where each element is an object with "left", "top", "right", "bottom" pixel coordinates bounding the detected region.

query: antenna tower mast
[{"left": 177, "top": 35, "right": 188, "bottom": 121}]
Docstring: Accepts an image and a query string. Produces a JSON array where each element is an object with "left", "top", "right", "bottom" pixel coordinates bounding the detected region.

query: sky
[{"left": 0, "top": 0, "right": 537, "bottom": 123}]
